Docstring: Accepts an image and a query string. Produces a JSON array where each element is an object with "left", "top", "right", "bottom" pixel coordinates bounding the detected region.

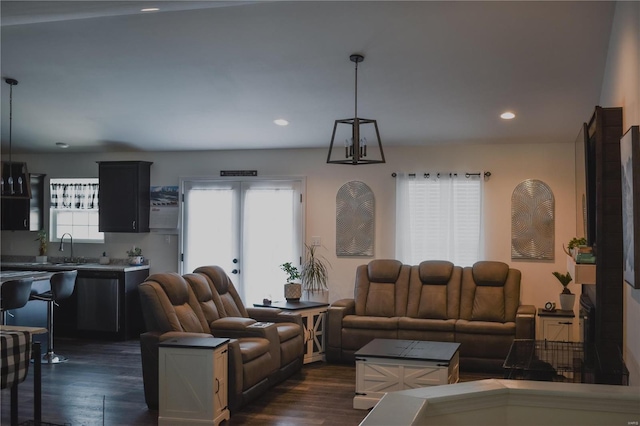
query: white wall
[
  {"left": 599, "top": 1, "right": 640, "bottom": 386},
  {"left": 2, "top": 139, "right": 578, "bottom": 324}
]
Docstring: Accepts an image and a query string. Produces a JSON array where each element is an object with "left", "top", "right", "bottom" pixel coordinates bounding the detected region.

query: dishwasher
[{"left": 76, "top": 271, "right": 120, "bottom": 332}]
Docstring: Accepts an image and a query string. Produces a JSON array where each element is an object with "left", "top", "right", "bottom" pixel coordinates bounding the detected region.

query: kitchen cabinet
[
  {"left": 1, "top": 173, "right": 45, "bottom": 231},
  {"left": 98, "top": 161, "right": 152, "bottom": 233}
]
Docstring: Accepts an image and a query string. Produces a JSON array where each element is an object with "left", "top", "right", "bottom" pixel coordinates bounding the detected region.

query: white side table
[
  {"left": 537, "top": 308, "right": 575, "bottom": 342},
  {"left": 254, "top": 300, "right": 328, "bottom": 363},
  {"left": 159, "top": 337, "right": 230, "bottom": 426}
]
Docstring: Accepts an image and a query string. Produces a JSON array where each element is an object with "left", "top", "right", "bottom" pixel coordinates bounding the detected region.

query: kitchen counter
[
  {"left": 1, "top": 261, "right": 150, "bottom": 340},
  {"left": 1, "top": 262, "right": 150, "bottom": 273}
]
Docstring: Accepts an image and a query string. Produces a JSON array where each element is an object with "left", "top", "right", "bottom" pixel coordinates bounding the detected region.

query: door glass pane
[
  {"left": 183, "top": 183, "right": 239, "bottom": 274},
  {"left": 242, "top": 184, "right": 300, "bottom": 303}
]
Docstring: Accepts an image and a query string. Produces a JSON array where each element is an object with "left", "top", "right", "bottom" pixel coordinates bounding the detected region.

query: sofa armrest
[
  {"left": 515, "top": 304, "right": 536, "bottom": 339},
  {"left": 326, "top": 299, "right": 355, "bottom": 359},
  {"left": 210, "top": 317, "right": 280, "bottom": 345},
  {"left": 246, "top": 307, "right": 303, "bottom": 327}
]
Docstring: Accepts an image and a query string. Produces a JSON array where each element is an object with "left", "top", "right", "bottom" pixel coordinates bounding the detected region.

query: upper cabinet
[
  {"left": 1, "top": 173, "right": 45, "bottom": 231},
  {"left": 98, "top": 161, "right": 152, "bottom": 233}
]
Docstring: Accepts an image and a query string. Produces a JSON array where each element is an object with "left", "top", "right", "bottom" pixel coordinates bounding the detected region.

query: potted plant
[
  {"left": 126, "top": 246, "right": 144, "bottom": 265},
  {"left": 300, "top": 244, "right": 330, "bottom": 302},
  {"left": 552, "top": 271, "right": 575, "bottom": 311},
  {"left": 34, "top": 229, "right": 48, "bottom": 263},
  {"left": 562, "top": 237, "right": 587, "bottom": 258},
  {"left": 280, "top": 262, "right": 301, "bottom": 301}
]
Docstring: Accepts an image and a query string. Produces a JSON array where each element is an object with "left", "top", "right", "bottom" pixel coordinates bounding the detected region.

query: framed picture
[{"left": 620, "top": 125, "right": 640, "bottom": 289}]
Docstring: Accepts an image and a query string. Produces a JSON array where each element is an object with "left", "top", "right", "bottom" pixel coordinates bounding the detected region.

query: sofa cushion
[
  {"left": 184, "top": 273, "right": 225, "bottom": 323},
  {"left": 355, "top": 260, "right": 410, "bottom": 317},
  {"left": 472, "top": 261, "right": 509, "bottom": 286},
  {"left": 472, "top": 286, "right": 505, "bottom": 322},
  {"left": 343, "top": 315, "right": 399, "bottom": 330},
  {"left": 238, "top": 337, "right": 271, "bottom": 363},
  {"left": 419, "top": 260, "right": 454, "bottom": 285},
  {"left": 398, "top": 317, "right": 456, "bottom": 332},
  {"left": 275, "top": 323, "right": 301, "bottom": 343},
  {"left": 455, "top": 319, "right": 515, "bottom": 335}
]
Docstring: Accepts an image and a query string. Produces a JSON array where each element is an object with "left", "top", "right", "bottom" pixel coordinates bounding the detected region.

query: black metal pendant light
[
  {"left": 2, "top": 77, "right": 31, "bottom": 199},
  {"left": 327, "top": 54, "right": 385, "bottom": 165}
]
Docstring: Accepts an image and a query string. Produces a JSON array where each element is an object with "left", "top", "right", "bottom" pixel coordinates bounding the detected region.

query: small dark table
[
  {"left": 253, "top": 300, "right": 328, "bottom": 363},
  {"left": 353, "top": 339, "right": 460, "bottom": 409}
]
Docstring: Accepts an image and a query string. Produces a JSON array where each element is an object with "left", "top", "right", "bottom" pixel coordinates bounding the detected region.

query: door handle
[
  {"left": 232, "top": 258, "right": 238, "bottom": 264},
  {"left": 231, "top": 269, "right": 239, "bottom": 274}
]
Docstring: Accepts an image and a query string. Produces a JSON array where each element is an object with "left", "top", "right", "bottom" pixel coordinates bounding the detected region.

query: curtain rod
[{"left": 391, "top": 171, "right": 491, "bottom": 178}]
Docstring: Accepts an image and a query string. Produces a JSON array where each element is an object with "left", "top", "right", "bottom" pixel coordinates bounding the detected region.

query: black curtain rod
[{"left": 391, "top": 171, "right": 491, "bottom": 178}]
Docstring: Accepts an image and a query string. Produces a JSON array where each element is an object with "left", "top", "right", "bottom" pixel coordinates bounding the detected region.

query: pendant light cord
[
  {"left": 8, "top": 81, "right": 13, "bottom": 166},
  {"left": 354, "top": 59, "right": 358, "bottom": 119}
]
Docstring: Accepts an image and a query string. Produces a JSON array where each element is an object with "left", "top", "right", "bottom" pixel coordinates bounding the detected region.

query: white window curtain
[
  {"left": 50, "top": 182, "right": 99, "bottom": 209},
  {"left": 395, "top": 172, "right": 484, "bottom": 266}
]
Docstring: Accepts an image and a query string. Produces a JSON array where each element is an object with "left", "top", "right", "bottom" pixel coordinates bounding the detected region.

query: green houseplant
[
  {"left": 280, "top": 262, "right": 301, "bottom": 301},
  {"left": 562, "top": 237, "right": 587, "bottom": 257},
  {"left": 126, "top": 246, "right": 144, "bottom": 265},
  {"left": 34, "top": 230, "right": 48, "bottom": 263},
  {"left": 552, "top": 271, "right": 575, "bottom": 311},
  {"left": 301, "top": 244, "right": 330, "bottom": 293}
]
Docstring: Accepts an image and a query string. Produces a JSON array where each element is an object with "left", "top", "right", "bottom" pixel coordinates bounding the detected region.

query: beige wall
[
  {"left": 599, "top": 1, "right": 640, "bottom": 386},
  {"left": 2, "top": 139, "right": 578, "bottom": 330}
]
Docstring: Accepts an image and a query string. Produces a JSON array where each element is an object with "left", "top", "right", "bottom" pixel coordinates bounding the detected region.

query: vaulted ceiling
[{"left": 0, "top": 1, "right": 615, "bottom": 153}]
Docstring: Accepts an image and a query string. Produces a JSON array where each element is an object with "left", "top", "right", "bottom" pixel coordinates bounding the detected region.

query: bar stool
[
  {"left": 1, "top": 278, "right": 33, "bottom": 325},
  {"left": 29, "top": 270, "right": 77, "bottom": 364}
]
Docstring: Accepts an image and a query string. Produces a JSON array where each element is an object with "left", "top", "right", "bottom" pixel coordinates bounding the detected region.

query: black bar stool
[
  {"left": 1, "top": 278, "right": 33, "bottom": 325},
  {"left": 29, "top": 270, "right": 77, "bottom": 364}
]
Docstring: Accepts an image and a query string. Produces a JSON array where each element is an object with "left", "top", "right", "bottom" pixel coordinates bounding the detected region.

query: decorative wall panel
[
  {"left": 336, "top": 181, "right": 374, "bottom": 256},
  {"left": 511, "top": 179, "right": 555, "bottom": 260}
]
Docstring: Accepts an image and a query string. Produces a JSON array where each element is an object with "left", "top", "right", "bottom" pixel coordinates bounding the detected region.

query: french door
[{"left": 181, "top": 178, "right": 304, "bottom": 303}]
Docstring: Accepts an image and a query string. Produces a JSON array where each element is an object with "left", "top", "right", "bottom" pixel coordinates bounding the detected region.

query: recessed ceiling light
[
  {"left": 274, "top": 119, "right": 289, "bottom": 126},
  {"left": 55, "top": 142, "right": 69, "bottom": 149},
  {"left": 141, "top": 8, "right": 159, "bottom": 12},
  {"left": 500, "top": 111, "right": 516, "bottom": 120}
]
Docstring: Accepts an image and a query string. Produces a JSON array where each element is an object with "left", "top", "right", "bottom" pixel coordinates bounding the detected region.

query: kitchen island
[{"left": 1, "top": 262, "right": 150, "bottom": 341}]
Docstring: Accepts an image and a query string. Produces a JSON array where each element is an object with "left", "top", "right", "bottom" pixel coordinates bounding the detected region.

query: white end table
[
  {"left": 254, "top": 300, "right": 328, "bottom": 364},
  {"left": 159, "top": 337, "right": 230, "bottom": 426}
]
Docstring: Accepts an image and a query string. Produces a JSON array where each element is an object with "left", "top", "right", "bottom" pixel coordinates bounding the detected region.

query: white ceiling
[{"left": 0, "top": 1, "right": 615, "bottom": 154}]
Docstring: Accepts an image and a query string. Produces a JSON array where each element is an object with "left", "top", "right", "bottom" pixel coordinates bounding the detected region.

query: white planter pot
[
  {"left": 35, "top": 255, "right": 47, "bottom": 264},
  {"left": 284, "top": 283, "right": 302, "bottom": 301},
  {"left": 559, "top": 293, "right": 576, "bottom": 311}
]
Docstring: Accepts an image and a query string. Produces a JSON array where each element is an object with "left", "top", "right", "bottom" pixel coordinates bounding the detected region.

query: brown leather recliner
[
  {"left": 326, "top": 259, "right": 411, "bottom": 362},
  {"left": 456, "top": 261, "right": 536, "bottom": 371},
  {"left": 193, "top": 265, "right": 304, "bottom": 384},
  {"left": 138, "top": 272, "right": 277, "bottom": 412}
]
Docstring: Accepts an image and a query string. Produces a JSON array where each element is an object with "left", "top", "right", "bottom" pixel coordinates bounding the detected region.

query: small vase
[
  {"left": 559, "top": 293, "right": 576, "bottom": 311},
  {"left": 129, "top": 255, "right": 144, "bottom": 265},
  {"left": 284, "top": 283, "right": 301, "bottom": 301}
]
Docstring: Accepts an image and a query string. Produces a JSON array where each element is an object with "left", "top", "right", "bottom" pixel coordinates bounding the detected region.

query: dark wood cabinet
[
  {"left": 1, "top": 173, "right": 45, "bottom": 231},
  {"left": 581, "top": 106, "right": 624, "bottom": 365},
  {"left": 98, "top": 161, "right": 152, "bottom": 233}
]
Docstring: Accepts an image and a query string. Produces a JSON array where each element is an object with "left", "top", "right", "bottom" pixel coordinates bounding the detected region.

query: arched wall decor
[
  {"left": 336, "top": 181, "right": 374, "bottom": 256},
  {"left": 511, "top": 179, "right": 555, "bottom": 260}
]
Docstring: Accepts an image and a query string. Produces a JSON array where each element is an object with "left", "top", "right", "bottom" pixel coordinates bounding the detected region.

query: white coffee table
[{"left": 354, "top": 338, "right": 460, "bottom": 409}]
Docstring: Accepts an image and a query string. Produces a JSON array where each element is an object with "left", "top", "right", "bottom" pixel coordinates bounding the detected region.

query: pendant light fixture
[
  {"left": 2, "top": 77, "right": 31, "bottom": 199},
  {"left": 327, "top": 54, "right": 385, "bottom": 165}
]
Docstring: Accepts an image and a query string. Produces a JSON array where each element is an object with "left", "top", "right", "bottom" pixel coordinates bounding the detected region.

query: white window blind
[{"left": 395, "top": 172, "right": 483, "bottom": 266}]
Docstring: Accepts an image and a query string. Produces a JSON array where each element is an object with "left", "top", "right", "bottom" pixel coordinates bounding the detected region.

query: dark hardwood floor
[{"left": 1, "top": 338, "right": 499, "bottom": 426}]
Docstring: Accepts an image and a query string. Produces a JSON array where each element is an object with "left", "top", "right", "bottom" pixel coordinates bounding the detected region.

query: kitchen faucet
[{"left": 59, "top": 233, "right": 74, "bottom": 262}]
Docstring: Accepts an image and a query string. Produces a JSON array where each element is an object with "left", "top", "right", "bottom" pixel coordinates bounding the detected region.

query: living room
[{"left": 1, "top": 1, "right": 639, "bottom": 424}]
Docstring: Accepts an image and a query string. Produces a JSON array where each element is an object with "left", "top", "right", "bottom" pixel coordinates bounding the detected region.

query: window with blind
[
  {"left": 49, "top": 178, "right": 104, "bottom": 243},
  {"left": 395, "top": 172, "right": 483, "bottom": 266}
]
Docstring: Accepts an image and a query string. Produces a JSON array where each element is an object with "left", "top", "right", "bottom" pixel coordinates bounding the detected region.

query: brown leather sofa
[
  {"left": 326, "top": 259, "right": 535, "bottom": 371},
  {"left": 138, "top": 270, "right": 304, "bottom": 412}
]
